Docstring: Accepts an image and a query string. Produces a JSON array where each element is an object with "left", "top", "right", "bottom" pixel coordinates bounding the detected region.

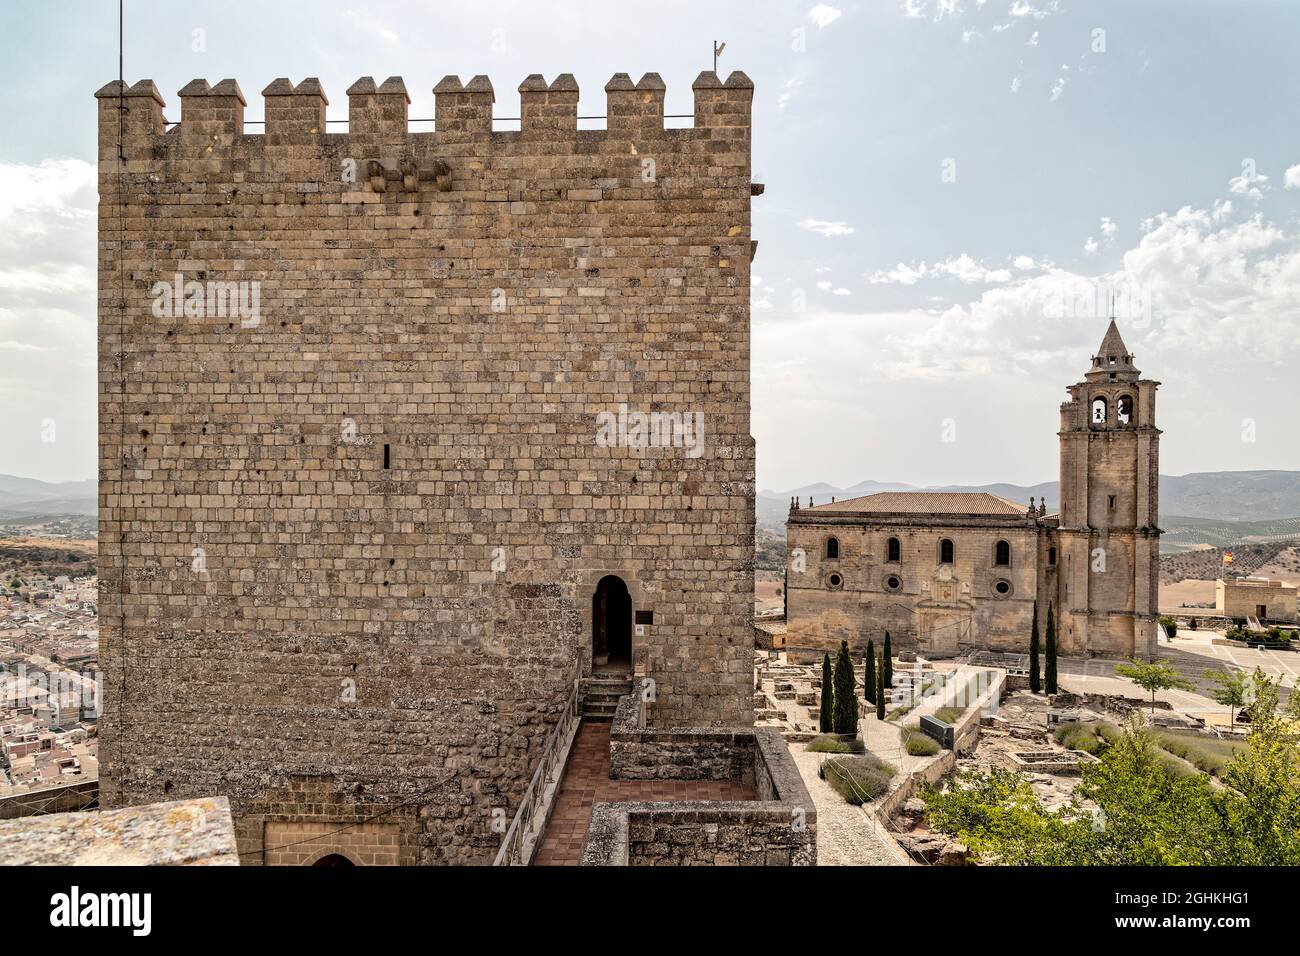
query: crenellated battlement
[{"left": 95, "top": 71, "right": 753, "bottom": 160}]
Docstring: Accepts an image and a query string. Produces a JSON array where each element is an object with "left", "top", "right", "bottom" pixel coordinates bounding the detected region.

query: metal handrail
[{"left": 491, "top": 664, "right": 582, "bottom": 866}]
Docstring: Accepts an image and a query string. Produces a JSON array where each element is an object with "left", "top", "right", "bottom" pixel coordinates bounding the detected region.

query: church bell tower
[{"left": 1056, "top": 320, "right": 1161, "bottom": 659}]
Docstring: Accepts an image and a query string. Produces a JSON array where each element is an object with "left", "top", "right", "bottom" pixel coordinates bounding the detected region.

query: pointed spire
[
  {"left": 1097, "top": 318, "right": 1128, "bottom": 359},
  {"left": 1085, "top": 318, "right": 1140, "bottom": 380}
]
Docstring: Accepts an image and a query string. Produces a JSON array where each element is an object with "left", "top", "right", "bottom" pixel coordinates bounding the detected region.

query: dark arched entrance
[
  {"left": 311, "top": 853, "right": 355, "bottom": 867},
  {"left": 592, "top": 575, "right": 632, "bottom": 672}
]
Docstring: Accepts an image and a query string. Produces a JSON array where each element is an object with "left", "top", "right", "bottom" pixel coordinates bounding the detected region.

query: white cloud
[
  {"left": 799, "top": 218, "right": 856, "bottom": 238},
  {"left": 0, "top": 157, "right": 99, "bottom": 480},
  {"left": 1009, "top": 75, "right": 1022, "bottom": 93},
  {"left": 1084, "top": 237, "right": 1099, "bottom": 255},
  {"left": 776, "top": 78, "right": 802, "bottom": 112},
  {"left": 868, "top": 261, "right": 929, "bottom": 285},
  {"left": 1099, "top": 217, "right": 1117, "bottom": 240},
  {"left": 932, "top": 0, "right": 963, "bottom": 20},
  {"left": 1228, "top": 165, "right": 1269, "bottom": 201},
  {"left": 833, "top": 287, "right": 852, "bottom": 296},
  {"left": 902, "top": 0, "right": 927, "bottom": 18},
  {"left": 868, "top": 254, "right": 1015, "bottom": 285},
  {"left": 1049, "top": 73, "right": 1067, "bottom": 102},
  {"left": 1285, "top": 164, "right": 1300, "bottom": 191},
  {"left": 344, "top": 9, "right": 400, "bottom": 42},
  {"left": 808, "top": 4, "right": 843, "bottom": 28},
  {"left": 817, "top": 281, "right": 832, "bottom": 290},
  {"left": 962, "top": 29, "right": 982, "bottom": 44},
  {"left": 1025, "top": 30, "right": 1039, "bottom": 46},
  {"left": 786, "top": 198, "right": 1300, "bottom": 392},
  {"left": 1009, "top": 1, "right": 1057, "bottom": 19}
]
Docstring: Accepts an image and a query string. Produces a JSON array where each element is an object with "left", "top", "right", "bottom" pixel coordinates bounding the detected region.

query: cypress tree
[
  {"left": 1029, "top": 603, "right": 1042, "bottom": 694},
  {"left": 875, "top": 656, "right": 886, "bottom": 720},
  {"left": 832, "top": 641, "right": 857, "bottom": 736},
  {"left": 819, "top": 653, "right": 833, "bottom": 733},
  {"left": 864, "top": 638, "right": 876, "bottom": 704},
  {"left": 882, "top": 631, "right": 893, "bottom": 689},
  {"left": 1045, "top": 605, "right": 1058, "bottom": 694}
]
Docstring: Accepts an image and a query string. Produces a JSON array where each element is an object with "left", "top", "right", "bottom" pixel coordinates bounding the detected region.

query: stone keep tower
[
  {"left": 95, "top": 70, "right": 756, "bottom": 864},
  {"left": 1056, "top": 320, "right": 1161, "bottom": 659}
]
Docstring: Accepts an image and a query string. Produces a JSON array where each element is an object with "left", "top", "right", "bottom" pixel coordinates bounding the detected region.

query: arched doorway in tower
[
  {"left": 591, "top": 575, "right": 632, "bottom": 672},
  {"left": 311, "top": 853, "right": 356, "bottom": 867}
]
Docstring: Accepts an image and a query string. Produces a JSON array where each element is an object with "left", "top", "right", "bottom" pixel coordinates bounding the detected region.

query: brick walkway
[{"left": 532, "top": 721, "right": 757, "bottom": 866}]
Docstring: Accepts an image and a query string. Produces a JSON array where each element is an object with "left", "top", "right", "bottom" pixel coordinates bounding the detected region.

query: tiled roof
[{"left": 803, "top": 491, "right": 1029, "bottom": 516}]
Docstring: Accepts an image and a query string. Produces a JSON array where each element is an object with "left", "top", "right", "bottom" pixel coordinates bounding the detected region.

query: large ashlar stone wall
[{"left": 96, "top": 70, "right": 756, "bottom": 864}]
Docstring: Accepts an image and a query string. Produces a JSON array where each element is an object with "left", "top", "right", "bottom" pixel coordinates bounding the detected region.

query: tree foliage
[
  {"left": 875, "top": 657, "right": 886, "bottom": 721},
  {"left": 1044, "top": 605, "right": 1057, "bottom": 694},
  {"left": 1115, "top": 658, "right": 1194, "bottom": 717},
  {"left": 922, "top": 675, "right": 1300, "bottom": 865},
  {"left": 832, "top": 641, "right": 858, "bottom": 736},
  {"left": 1029, "top": 603, "right": 1041, "bottom": 694},
  {"left": 882, "top": 631, "right": 893, "bottom": 689},
  {"left": 819, "top": 654, "right": 833, "bottom": 733},
  {"left": 864, "top": 639, "right": 876, "bottom": 705}
]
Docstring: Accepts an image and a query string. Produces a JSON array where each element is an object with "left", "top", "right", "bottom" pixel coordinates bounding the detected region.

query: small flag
[{"left": 1223, "top": 550, "right": 1234, "bottom": 566}]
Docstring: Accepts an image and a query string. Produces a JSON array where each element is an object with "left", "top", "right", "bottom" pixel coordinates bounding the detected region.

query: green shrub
[
  {"left": 1097, "top": 722, "right": 1123, "bottom": 746},
  {"left": 933, "top": 706, "right": 963, "bottom": 725},
  {"left": 1154, "top": 730, "right": 1245, "bottom": 779},
  {"left": 1053, "top": 722, "right": 1102, "bottom": 754},
  {"left": 808, "top": 733, "right": 864, "bottom": 754},
  {"left": 820, "top": 754, "right": 896, "bottom": 805},
  {"left": 900, "top": 726, "right": 940, "bottom": 756},
  {"left": 1227, "top": 625, "right": 1295, "bottom": 645}
]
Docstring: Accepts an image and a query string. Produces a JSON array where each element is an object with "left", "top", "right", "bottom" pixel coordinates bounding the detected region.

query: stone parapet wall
[
  {"left": 584, "top": 798, "right": 815, "bottom": 866},
  {"left": 0, "top": 779, "right": 99, "bottom": 820},
  {"left": 582, "top": 681, "right": 811, "bottom": 868},
  {"left": 585, "top": 679, "right": 815, "bottom": 864}
]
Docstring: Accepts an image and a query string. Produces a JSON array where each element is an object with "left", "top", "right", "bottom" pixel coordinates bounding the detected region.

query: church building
[{"left": 785, "top": 320, "right": 1161, "bottom": 662}]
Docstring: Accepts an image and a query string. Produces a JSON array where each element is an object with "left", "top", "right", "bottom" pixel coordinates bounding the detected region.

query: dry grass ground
[{"left": 754, "top": 570, "right": 784, "bottom": 613}]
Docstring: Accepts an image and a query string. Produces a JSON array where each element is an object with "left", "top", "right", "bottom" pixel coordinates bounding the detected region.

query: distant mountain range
[
  {"left": 758, "top": 470, "right": 1300, "bottom": 544},
  {"left": 4, "top": 471, "right": 1298, "bottom": 548},
  {"left": 0, "top": 475, "right": 97, "bottom": 520}
]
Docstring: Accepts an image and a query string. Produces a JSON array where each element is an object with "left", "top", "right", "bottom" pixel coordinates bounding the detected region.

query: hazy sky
[{"left": 2, "top": 0, "right": 1298, "bottom": 490}]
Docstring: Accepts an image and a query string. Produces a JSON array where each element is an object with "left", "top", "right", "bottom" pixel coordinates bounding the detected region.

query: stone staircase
[{"left": 581, "top": 672, "right": 632, "bottom": 722}]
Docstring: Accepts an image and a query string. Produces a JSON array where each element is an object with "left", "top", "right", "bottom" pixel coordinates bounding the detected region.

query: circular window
[
  {"left": 828, "top": 573, "right": 843, "bottom": 590},
  {"left": 994, "top": 580, "right": 1011, "bottom": 596},
  {"left": 885, "top": 575, "right": 902, "bottom": 592}
]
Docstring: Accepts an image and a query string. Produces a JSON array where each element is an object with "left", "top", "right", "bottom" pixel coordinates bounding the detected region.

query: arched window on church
[
  {"left": 825, "top": 537, "right": 839, "bottom": 560},
  {"left": 1091, "top": 397, "right": 1108, "bottom": 424},
  {"left": 994, "top": 540, "right": 1010, "bottom": 567},
  {"left": 1048, "top": 547, "right": 1057, "bottom": 566},
  {"left": 886, "top": 537, "right": 901, "bottom": 563},
  {"left": 939, "top": 539, "right": 955, "bottom": 564},
  {"left": 1116, "top": 394, "right": 1135, "bottom": 425}
]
